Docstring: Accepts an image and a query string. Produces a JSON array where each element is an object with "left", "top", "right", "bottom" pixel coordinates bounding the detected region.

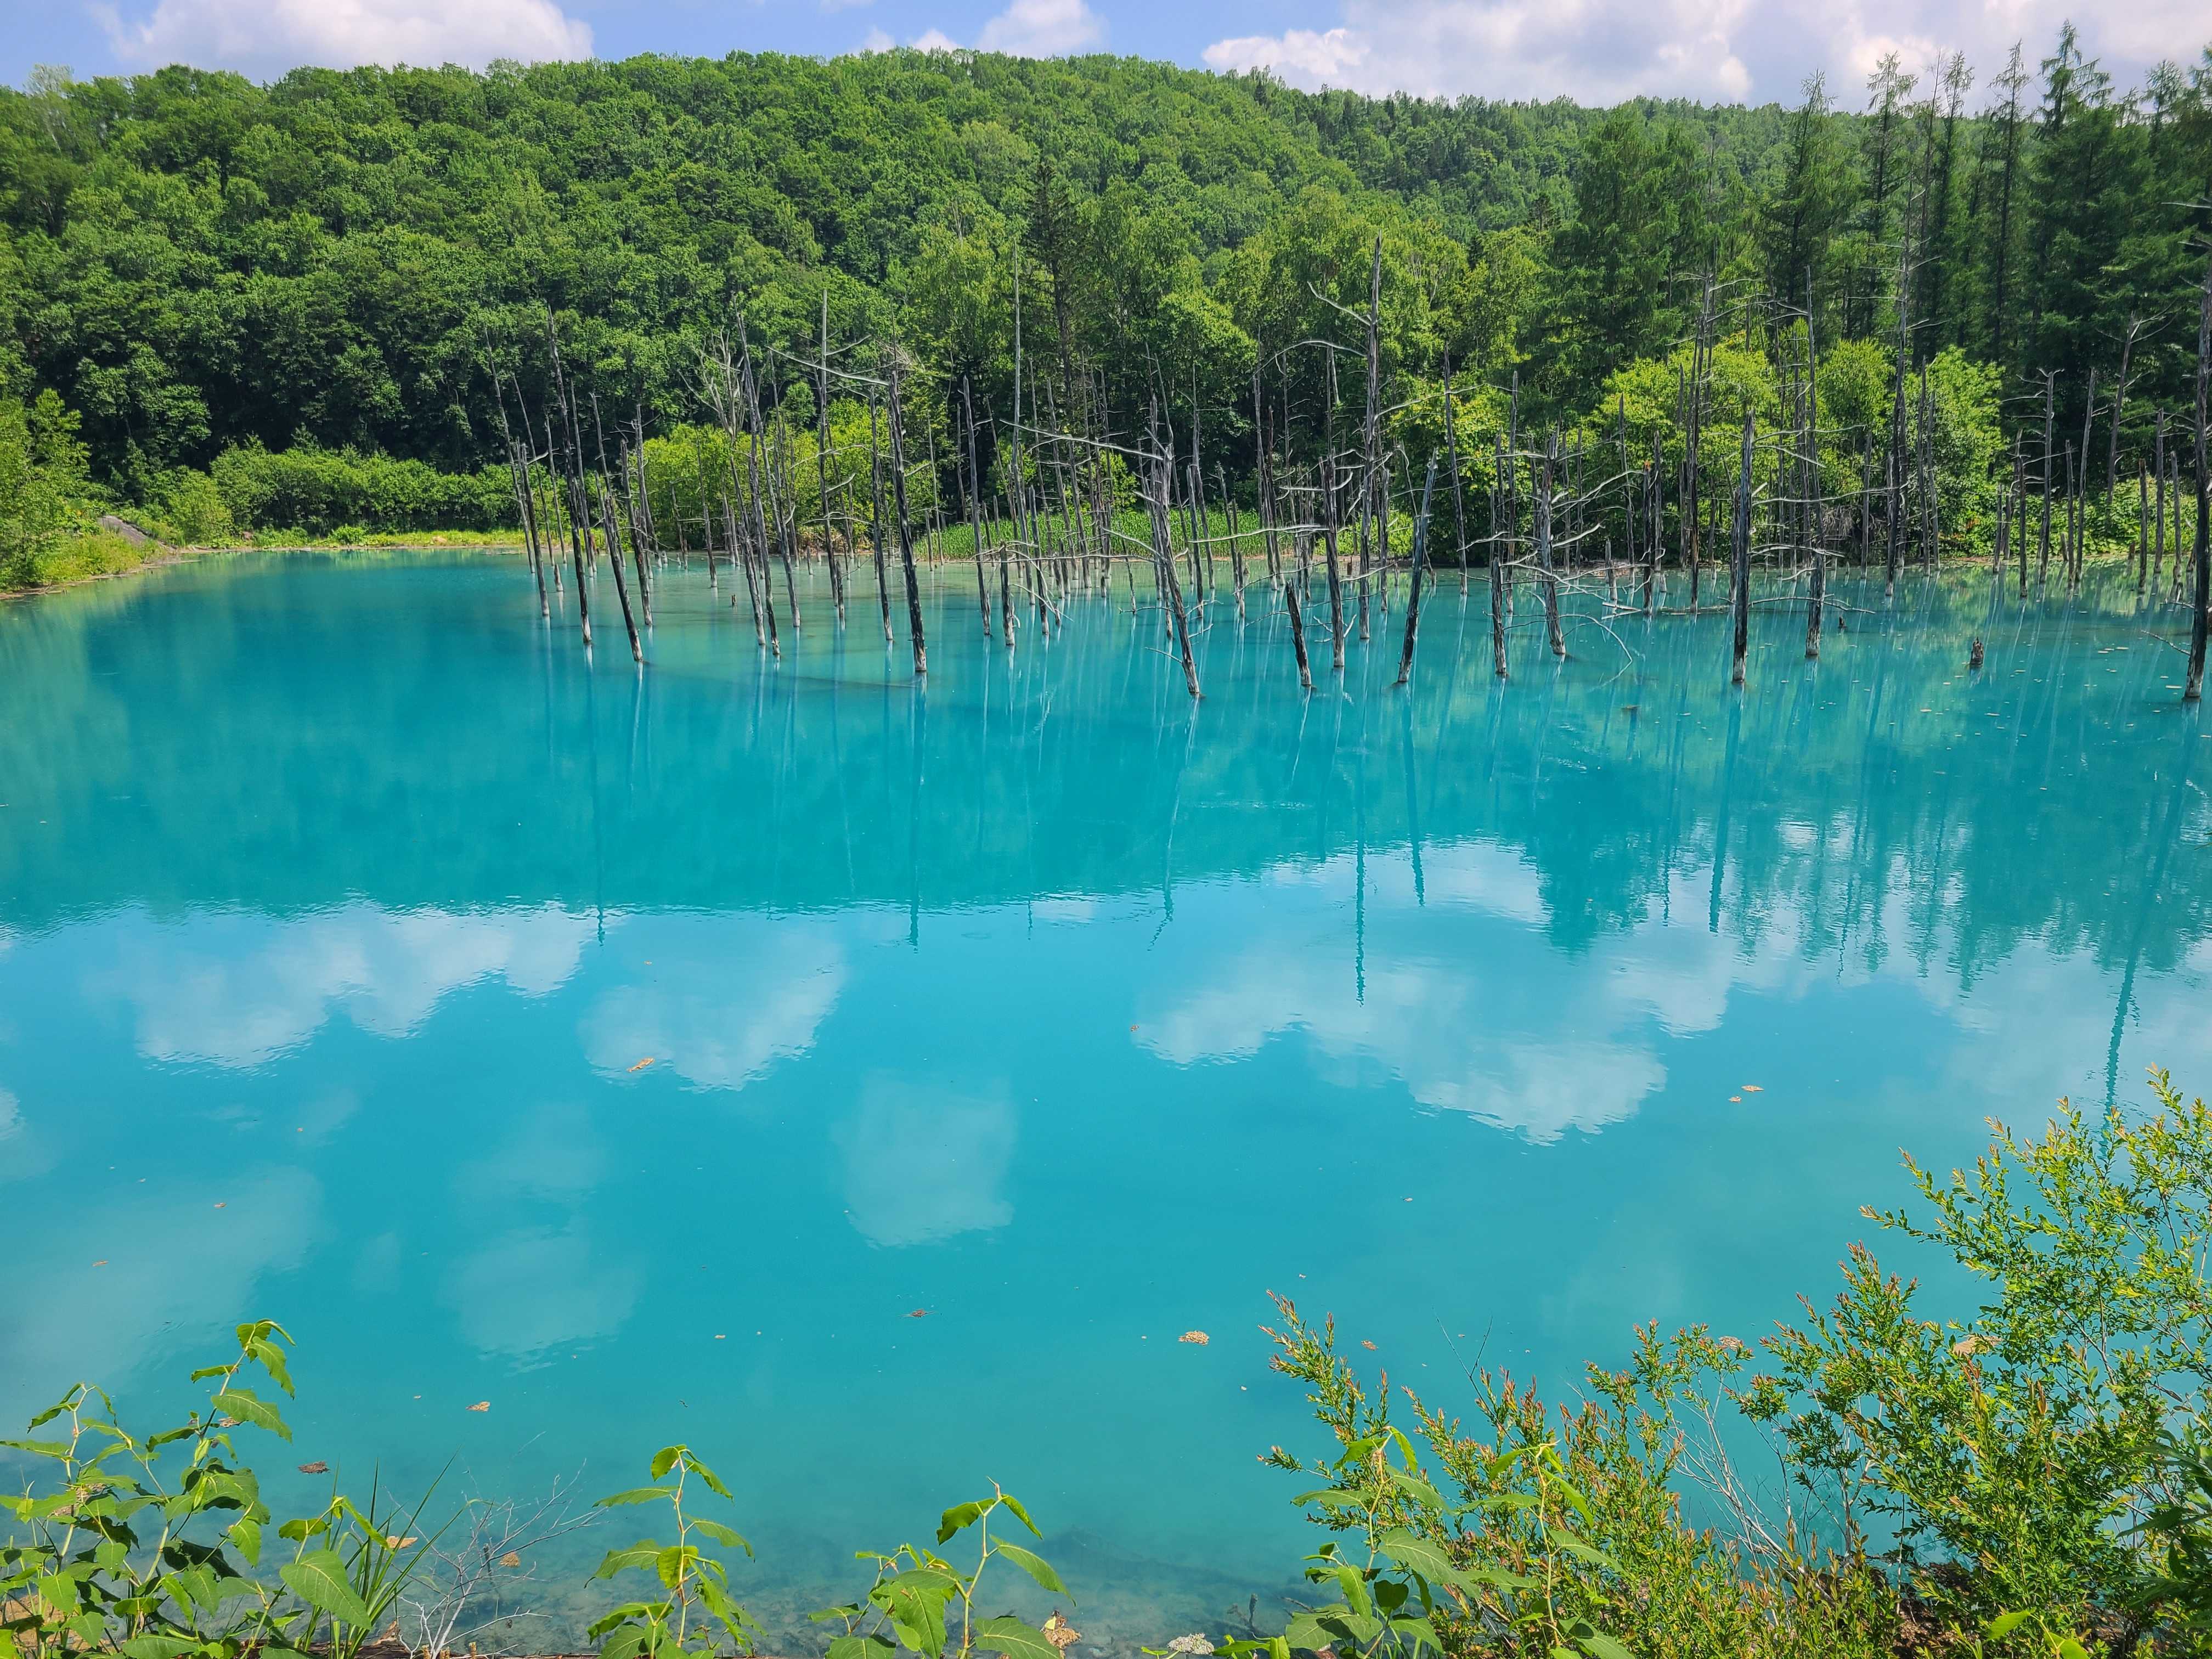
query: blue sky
[{"left": 3, "top": 0, "right": 2196, "bottom": 109}]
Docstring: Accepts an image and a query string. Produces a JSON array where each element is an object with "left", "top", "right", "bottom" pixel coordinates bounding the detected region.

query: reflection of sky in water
[{"left": 2, "top": 552, "right": 2208, "bottom": 1647}]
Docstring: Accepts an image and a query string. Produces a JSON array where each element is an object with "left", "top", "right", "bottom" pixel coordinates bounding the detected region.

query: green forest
[{"left": 0, "top": 30, "right": 2209, "bottom": 569}]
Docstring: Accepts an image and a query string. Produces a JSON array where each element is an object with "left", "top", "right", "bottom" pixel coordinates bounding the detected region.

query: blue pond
[{"left": 3, "top": 550, "right": 2208, "bottom": 1646}]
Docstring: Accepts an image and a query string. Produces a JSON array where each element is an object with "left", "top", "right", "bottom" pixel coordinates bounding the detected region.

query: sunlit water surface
[{"left": 4, "top": 552, "right": 2209, "bottom": 1648}]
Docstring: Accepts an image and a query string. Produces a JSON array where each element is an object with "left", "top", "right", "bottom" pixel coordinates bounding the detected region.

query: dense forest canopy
[{"left": 0, "top": 35, "right": 2208, "bottom": 524}]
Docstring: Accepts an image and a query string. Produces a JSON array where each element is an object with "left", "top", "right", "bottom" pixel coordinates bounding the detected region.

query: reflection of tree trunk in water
[
  {"left": 906, "top": 688, "right": 925, "bottom": 947},
  {"left": 1401, "top": 690, "right": 1425, "bottom": 907},
  {"left": 584, "top": 651, "right": 605, "bottom": 945},
  {"left": 1708, "top": 692, "right": 1742, "bottom": 935},
  {"left": 1353, "top": 695, "right": 1367, "bottom": 1005},
  {"left": 2107, "top": 715, "right": 2198, "bottom": 1103}
]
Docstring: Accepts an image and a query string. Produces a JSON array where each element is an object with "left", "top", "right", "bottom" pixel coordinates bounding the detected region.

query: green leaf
[
  {"left": 210, "top": 1392, "right": 290, "bottom": 1444},
  {"left": 227, "top": 1517, "right": 262, "bottom": 1567},
  {"left": 695, "top": 1575, "right": 757, "bottom": 1637},
  {"left": 648, "top": 1447, "right": 682, "bottom": 1480},
  {"left": 1543, "top": 1529, "right": 1620, "bottom": 1573},
  {"left": 684, "top": 1455, "right": 733, "bottom": 1500},
  {"left": 0, "top": 1440, "right": 71, "bottom": 1460},
  {"left": 2055, "top": 1643, "right": 2089, "bottom": 1659},
  {"left": 996, "top": 1493, "right": 1041, "bottom": 1536},
  {"left": 1282, "top": 1610, "right": 1350, "bottom": 1652},
  {"left": 936, "top": 1500, "right": 988, "bottom": 1543},
  {"left": 993, "top": 1542, "right": 1067, "bottom": 1597},
  {"left": 1376, "top": 1528, "right": 1454, "bottom": 1584},
  {"left": 1388, "top": 1615, "right": 1442, "bottom": 1654},
  {"left": 1383, "top": 1466, "right": 1446, "bottom": 1513},
  {"left": 276, "top": 1518, "right": 328, "bottom": 1544},
  {"left": 279, "top": 1548, "right": 373, "bottom": 1629},
  {"left": 974, "top": 1615, "right": 1058, "bottom": 1659},
  {"left": 594, "top": 1544, "right": 663, "bottom": 1580},
  {"left": 596, "top": 1488, "right": 669, "bottom": 1509},
  {"left": 1576, "top": 1634, "right": 1635, "bottom": 1659},
  {"left": 827, "top": 1637, "right": 896, "bottom": 1659},
  {"left": 690, "top": 1517, "right": 752, "bottom": 1554},
  {"left": 653, "top": 1544, "right": 697, "bottom": 1589},
  {"left": 882, "top": 1575, "right": 951, "bottom": 1658},
  {"left": 1983, "top": 1613, "right": 2032, "bottom": 1640},
  {"left": 119, "top": 1637, "right": 198, "bottom": 1659}
]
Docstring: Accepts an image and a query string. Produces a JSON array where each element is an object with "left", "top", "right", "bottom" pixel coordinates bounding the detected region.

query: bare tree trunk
[
  {"left": 1536, "top": 435, "right": 1564, "bottom": 658},
  {"left": 1396, "top": 456, "right": 1438, "bottom": 685},
  {"left": 2187, "top": 250, "right": 2210, "bottom": 702},
  {"left": 1732, "top": 414, "right": 1753, "bottom": 686},
  {"left": 885, "top": 363, "right": 927, "bottom": 676}
]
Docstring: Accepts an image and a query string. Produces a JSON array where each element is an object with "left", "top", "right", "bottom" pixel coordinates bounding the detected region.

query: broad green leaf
[
  {"left": 588, "top": 1600, "right": 662, "bottom": 1636},
  {"left": 696, "top": 1574, "right": 757, "bottom": 1635},
  {"left": 1376, "top": 1528, "right": 1454, "bottom": 1584},
  {"left": 936, "top": 1500, "right": 988, "bottom": 1543},
  {"left": 595, "top": 1544, "right": 663, "bottom": 1580},
  {"left": 276, "top": 1518, "right": 328, "bottom": 1543},
  {"left": 1282, "top": 1610, "right": 1348, "bottom": 1652},
  {"left": 649, "top": 1447, "right": 682, "bottom": 1480},
  {"left": 596, "top": 1488, "right": 669, "bottom": 1509},
  {"left": 279, "top": 1549, "right": 373, "bottom": 1628},
  {"left": 211, "top": 1391, "right": 290, "bottom": 1443},
  {"left": 1983, "top": 1613, "right": 2031, "bottom": 1640},
  {"left": 0, "top": 1440, "right": 71, "bottom": 1460},
  {"left": 994, "top": 1541, "right": 1067, "bottom": 1596},
  {"left": 997, "top": 1493, "right": 1040, "bottom": 1537},
  {"left": 227, "top": 1517, "right": 262, "bottom": 1566},
  {"left": 119, "top": 1637, "right": 198, "bottom": 1659},
  {"left": 690, "top": 1517, "right": 752, "bottom": 1554},
  {"left": 1389, "top": 1614, "right": 1442, "bottom": 1654},
  {"left": 1577, "top": 1634, "right": 1635, "bottom": 1659},
  {"left": 974, "top": 1615, "right": 1059, "bottom": 1659},
  {"left": 653, "top": 1544, "right": 697, "bottom": 1589},
  {"left": 827, "top": 1636, "right": 896, "bottom": 1659},
  {"left": 1383, "top": 1466, "right": 1445, "bottom": 1512},
  {"left": 684, "top": 1455, "right": 733, "bottom": 1500},
  {"left": 883, "top": 1575, "right": 951, "bottom": 1658},
  {"left": 1543, "top": 1528, "right": 1620, "bottom": 1572}
]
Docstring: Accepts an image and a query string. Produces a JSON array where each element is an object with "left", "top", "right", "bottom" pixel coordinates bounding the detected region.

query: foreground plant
[
  {"left": 588, "top": 1446, "right": 760, "bottom": 1659},
  {"left": 0, "top": 1320, "right": 435, "bottom": 1659},
  {"left": 812, "top": 1487, "right": 1071, "bottom": 1659}
]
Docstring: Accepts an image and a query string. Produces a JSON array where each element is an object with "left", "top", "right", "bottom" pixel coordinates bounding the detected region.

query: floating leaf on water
[
  {"left": 1045, "top": 1613, "right": 1083, "bottom": 1652},
  {"left": 1360, "top": 1341, "right": 1377, "bottom": 1351},
  {"left": 466, "top": 1402, "right": 489, "bottom": 1413},
  {"left": 628, "top": 1057, "right": 656, "bottom": 1073},
  {"left": 499, "top": 1553, "right": 522, "bottom": 1568},
  {"left": 298, "top": 1462, "right": 329, "bottom": 1475},
  {"left": 216, "top": 1417, "right": 240, "bottom": 1428},
  {"left": 92, "top": 1260, "right": 108, "bottom": 1267},
  {"left": 213, "top": 1203, "right": 227, "bottom": 1209},
  {"left": 909, "top": 1309, "right": 929, "bottom": 1318},
  {"left": 1729, "top": 1096, "right": 1742, "bottom": 1103},
  {"left": 1164, "top": 1637, "right": 1210, "bottom": 1656},
  {"left": 1742, "top": 1085, "right": 1763, "bottom": 1092},
  {"left": 1178, "top": 1331, "right": 1208, "bottom": 1346},
  {"left": 386, "top": 1536, "right": 417, "bottom": 1549}
]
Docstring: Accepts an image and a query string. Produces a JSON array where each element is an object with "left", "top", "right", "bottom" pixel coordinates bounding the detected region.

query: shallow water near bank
[{"left": 4, "top": 550, "right": 2209, "bottom": 1647}]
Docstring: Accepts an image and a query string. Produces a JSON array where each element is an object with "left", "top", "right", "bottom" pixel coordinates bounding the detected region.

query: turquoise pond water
[{"left": 4, "top": 550, "right": 2210, "bottom": 1645}]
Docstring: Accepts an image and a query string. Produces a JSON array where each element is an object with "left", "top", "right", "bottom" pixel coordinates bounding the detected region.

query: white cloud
[
  {"left": 1203, "top": 0, "right": 2198, "bottom": 105},
  {"left": 977, "top": 0, "right": 1104, "bottom": 56},
  {"left": 99, "top": 0, "right": 592, "bottom": 75},
  {"left": 578, "top": 919, "right": 843, "bottom": 1093},
  {"left": 857, "top": 27, "right": 896, "bottom": 51},
  {"left": 442, "top": 1224, "right": 640, "bottom": 1357},
  {"left": 911, "top": 29, "right": 963, "bottom": 52},
  {"left": 834, "top": 1077, "right": 1016, "bottom": 1247},
  {"left": 101, "top": 905, "right": 596, "bottom": 1070}
]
